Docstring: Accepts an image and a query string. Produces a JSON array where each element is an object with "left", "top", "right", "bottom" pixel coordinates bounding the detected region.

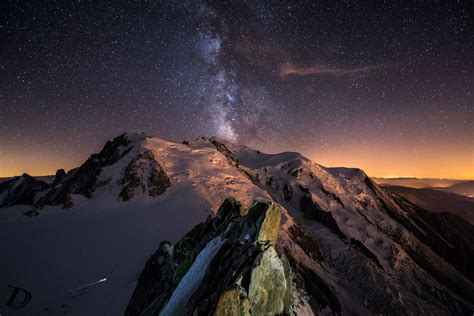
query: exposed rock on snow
[
  {"left": 51, "top": 169, "right": 67, "bottom": 187},
  {"left": 36, "top": 133, "right": 138, "bottom": 208},
  {"left": 119, "top": 149, "right": 170, "bottom": 201},
  {"left": 300, "top": 191, "right": 345, "bottom": 238},
  {"left": 0, "top": 173, "right": 49, "bottom": 206}
]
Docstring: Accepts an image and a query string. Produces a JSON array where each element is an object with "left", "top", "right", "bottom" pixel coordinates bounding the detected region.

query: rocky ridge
[
  {"left": 0, "top": 133, "right": 172, "bottom": 211},
  {"left": 126, "top": 198, "right": 290, "bottom": 315},
  {"left": 0, "top": 173, "right": 49, "bottom": 207}
]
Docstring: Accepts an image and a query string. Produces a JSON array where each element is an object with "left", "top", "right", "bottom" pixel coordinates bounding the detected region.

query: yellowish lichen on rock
[
  {"left": 214, "top": 288, "right": 251, "bottom": 316},
  {"left": 248, "top": 247, "right": 287, "bottom": 315},
  {"left": 257, "top": 202, "right": 281, "bottom": 246}
]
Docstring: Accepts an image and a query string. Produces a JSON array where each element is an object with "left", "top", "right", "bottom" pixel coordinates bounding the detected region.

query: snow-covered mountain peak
[{"left": 1, "top": 133, "right": 473, "bottom": 315}]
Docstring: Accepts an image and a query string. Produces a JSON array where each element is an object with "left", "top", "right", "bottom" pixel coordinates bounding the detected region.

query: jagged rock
[
  {"left": 0, "top": 173, "right": 49, "bottom": 206},
  {"left": 126, "top": 241, "right": 175, "bottom": 316},
  {"left": 148, "top": 164, "right": 171, "bottom": 198},
  {"left": 281, "top": 255, "right": 293, "bottom": 315},
  {"left": 255, "top": 202, "right": 281, "bottom": 246},
  {"left": 214, "top": 287, "right": 251, "bottom": 316},
  {"left": 51, "top": 169, "right": 66, "bottom": 187},
  {"left": 36, "top": 133, "right": 134, "bottom": 208},
  {"left": 120, "top": 150, "right": 170, "bottom": 201},
  {"left": 126, "top": 198, "right": 289, "bottom": 315},
  {"left": 300, "top": 193, "right": 345, "bottom": 238},
  {"left": 321, "top": 186, "right": 344, "bottom": 207},
  {"left": 217, "top": 197, "right": 244, "bottom": 218},
  {"left": 232, "top": 201, "right": 281, "bottom": 246},
  {"left": 283, "top": 182, "right": 293, "bottom": 201},
  {"left": 248, "top": 246, "right": 287, "bottom": 314},
  {"left": 286, "top": 254, "right": 342, "bottom": 315},
  {"left": 209, "top": 138, "right": 239, "bottom": 167}
]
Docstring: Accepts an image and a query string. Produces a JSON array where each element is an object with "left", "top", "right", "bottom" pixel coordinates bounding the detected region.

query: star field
[{"left": 0, "top": 1, "right": 473, "bottom": 179}]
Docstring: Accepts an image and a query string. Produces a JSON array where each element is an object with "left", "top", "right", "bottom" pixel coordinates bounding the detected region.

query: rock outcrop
[
  {"left": 0, "top": 133, "right": 172, "bottom": 212},
  {"left": 51, "top": 168, "right": 66, "bottom": 187},
  {"left": 36, "top": 133, "right": 135, "bottom": 208},
  {"left": 120, "top": 150, "right": 170, "bottom": 201},
  {"left": 126, "top": 198, "right": 291, "bottom": 315},
  {"left": 0, "top": 173, "right": 49, "bottom": 206}
]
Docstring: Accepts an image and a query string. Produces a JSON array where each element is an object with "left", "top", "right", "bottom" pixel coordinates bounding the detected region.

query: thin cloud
[{"left": 279, "top": 63, "right": 385, "bottom": 77}]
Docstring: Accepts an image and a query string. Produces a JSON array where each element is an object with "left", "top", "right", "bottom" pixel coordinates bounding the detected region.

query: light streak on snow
[{"left": 68, "top": 278, "right": 107, "bottom": 292}]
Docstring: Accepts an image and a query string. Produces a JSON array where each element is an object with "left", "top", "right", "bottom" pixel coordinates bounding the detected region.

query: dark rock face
[
  {"left": 300, "top": 193, "right": 345, "bottom": 238},
  {"left": 321, "top": 186, "right": 344, "bottom": 207},
  {"left": 2, "top": 133, "right": 172, "bottom": 210},
  {"left": 209, "top": 138, "right": 239, "bottom": 167},
  {"left": 349, "top": 238, "right": 382, "bottom": 269},
  {"left": 36, "top": 133, "right": 133, "bottom": 208},
  {"left": 125, "top": 241, "right": 175, "bottom": 316},
  {"left": 423, "top": 212, "right": 474, "bottom": 279},
  {"left": 383, "top": 184, "right": 474, "bottom": 223},
  {"left": 148, "top": 165, "right": 170, "bottom": 198},
  {"left": 0, "top": 173, "right": 49, "bottom": 206},
  {"left": 126, "top": 198, "right": 290, "bottom": 315},
  {"left": 283, "top": 182, "right": 293, "bottom": 201},
  {"left": 391, "top": 194, "right": 474, "bottom": 284},
  {"left": 287, "top": 255, "right": 342, "bottom": 314},
  {"left": 274, "top": 223, "right": 343, "bottom": 315},
  {"left": 362, "top": 182, "right": 474, "bottom": 308},
  {"left": 51, "top": 169, "right": 66, "bottom": 187},
  {"left": 119, "top": 150, "right": 170, "bottom": 201}
]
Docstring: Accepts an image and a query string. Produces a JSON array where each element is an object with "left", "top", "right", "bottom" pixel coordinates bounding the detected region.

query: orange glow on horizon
[
  {"left": 1, "top": 143, "right": 472, "bottom": 180},
  {"left": 305, "top": 143, "right": 473, "bottom": 181}
]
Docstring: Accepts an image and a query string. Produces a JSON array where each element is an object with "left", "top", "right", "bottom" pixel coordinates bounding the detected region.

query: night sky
[{"left": 1, "top": 1, "right": 473, "bottom": 179}]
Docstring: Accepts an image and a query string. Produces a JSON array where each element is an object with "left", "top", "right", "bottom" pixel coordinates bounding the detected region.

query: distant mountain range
[
  {"left": 430, "top": 181, "right": 474, "bottom": 198},
  {"left": 1, "top": 133, "right": 473, "bottom": 315},
  {"left": 382, "top": 185, "right": 474, "bottom": 224},
  {"left": 374, "top": 177, "right": 472, "bottom": 190}
]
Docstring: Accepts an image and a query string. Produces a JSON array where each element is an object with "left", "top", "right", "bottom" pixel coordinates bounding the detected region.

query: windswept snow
[{"left": 159, "top": 237, "right": 224, "bottom": 316}]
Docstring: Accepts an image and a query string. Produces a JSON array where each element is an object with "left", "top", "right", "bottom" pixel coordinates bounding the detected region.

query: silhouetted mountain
[
  {"left": 373, "top": 177, "right": 467, "bottom": 189},
  {"left": 383, "top": 185, "right": 474, "bottom": 223},
  {"left": 431, "top": 181, "right": 474, "bottom": 197},
  {"left": 0, "top": 173, "right": 49, "bottom": 207}
]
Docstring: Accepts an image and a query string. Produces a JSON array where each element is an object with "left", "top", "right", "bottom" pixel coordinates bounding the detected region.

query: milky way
[
  {"left": 1, "top": 1, "right": 472, "bottom": 179},
  {"left": 195, "top": 1, "right": 239, "bottom": 141},
  {"left": 191, "top": 1, "right": 280, "bottom": 144}
]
